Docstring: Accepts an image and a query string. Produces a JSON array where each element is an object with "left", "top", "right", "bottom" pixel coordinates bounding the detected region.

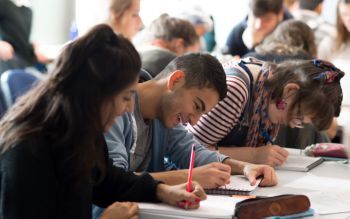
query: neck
[
  {"left": 137, "top": 80, "right": 166, "bottom": 120},
  {"left": 150, "top": 39, "right": 172, "bottom": 51}
]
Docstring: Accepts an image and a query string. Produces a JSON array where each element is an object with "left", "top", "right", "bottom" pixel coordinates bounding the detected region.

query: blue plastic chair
[{"left": 0, "top": 69, "right": 41, "bottom": 109}]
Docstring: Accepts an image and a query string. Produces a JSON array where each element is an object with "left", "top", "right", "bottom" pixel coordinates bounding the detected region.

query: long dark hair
[{"left": 0, "top": 24, "right": 140, "bottom": 182}]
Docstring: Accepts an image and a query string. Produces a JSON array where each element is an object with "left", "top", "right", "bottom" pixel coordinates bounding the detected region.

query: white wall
[
  {"left": 31, "top": 0, "right": 337, "bottom": 47},
  {"left": 75, "top": 0, "right": 109, "bottom": 36},
  {"left": 31, "top": 0, "right": 75, "bottom": 44}
]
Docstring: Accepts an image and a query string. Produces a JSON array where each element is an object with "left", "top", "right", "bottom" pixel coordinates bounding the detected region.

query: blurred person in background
[
  {"left": 222, "top": 0, "right": 292, "bottom": 58},
  {"left": 292, "top": 0, "right": 336, "bottom": 46},
  {"left": 108, "top": 0, "right": 143, "bottom": 41},
  {"left": 0, "top": 0, "right": 47, "bottom": 73},
  {"left": 318, "top": 0, "right": 350, "bottom": 62},
  {"left": 137, "top": 13, "right": 199, "bottom": 77},
  {"left": 176, "top": 6, "right": 213, "bottom": 52}
]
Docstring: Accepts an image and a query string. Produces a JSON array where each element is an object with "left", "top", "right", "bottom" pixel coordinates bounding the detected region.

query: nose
[
  {"left": 138, "top": 16, "right": 143, "bottom": 30},
  {"left": 189, "top": 113, "right": 203, "bottom": 126},
  {"left": 253, "top": 19, "right": 262, "bottom": 30}
]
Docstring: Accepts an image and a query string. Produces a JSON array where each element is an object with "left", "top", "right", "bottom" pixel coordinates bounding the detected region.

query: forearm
[
  {"left": 208, "top": 146, "right": 257, "bottom": 164},
  {"left": 205, "top": 146, "right": 255, "bottom": 174},
  {"left": 149, "top": 170, "right": 188, "bottom": 185}
]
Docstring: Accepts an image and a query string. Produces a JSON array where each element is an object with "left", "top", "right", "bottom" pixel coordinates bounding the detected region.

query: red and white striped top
[{"left": 187, "top": 61, "right": 251, "bottom": 146}]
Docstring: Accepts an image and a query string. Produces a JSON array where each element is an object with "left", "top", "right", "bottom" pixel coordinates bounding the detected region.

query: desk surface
[
  {"left": 255, "top": 161, "right": 350, "bottom": 218},
  {"left": 140, "top": 159, "right": 350, "bottom": 219}
]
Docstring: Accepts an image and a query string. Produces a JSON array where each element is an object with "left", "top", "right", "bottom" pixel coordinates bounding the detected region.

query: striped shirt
[{"left": 187, "top": 60, "right": 258, "bottom": 146}]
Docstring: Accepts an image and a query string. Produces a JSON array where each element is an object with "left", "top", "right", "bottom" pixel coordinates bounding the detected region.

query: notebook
[
  {"left": 205, "top": 175, "right": 261, "bottom": 196},
  {"left": 275, "top": 155, "right": 323, "bottom": 172},
  {"left": 139, "top": 195, "right": 246, "bottom": 219}
]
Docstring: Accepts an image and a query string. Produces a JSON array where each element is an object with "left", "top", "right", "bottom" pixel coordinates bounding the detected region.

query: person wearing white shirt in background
[
  {"left": 108, "top": 0, "right": 143, "bottom": 41},
  {"left": 292, "top": 0, "right": 336, "bottom": 46},
  {"left": 76, "top": 0, "right": 142, "bottom": 42}
]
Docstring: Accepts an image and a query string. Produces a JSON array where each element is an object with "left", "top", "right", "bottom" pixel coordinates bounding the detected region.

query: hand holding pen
[
  {"left": 258, "top": 130, "right": 289, "bottom": 166},
  {"left": 157, "top": 144, "right": 207, "bottom": 209}
]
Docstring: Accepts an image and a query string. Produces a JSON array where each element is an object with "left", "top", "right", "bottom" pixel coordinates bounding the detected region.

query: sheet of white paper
[{"left": 306, "top": 190, "right": 350, "bottom": 215}]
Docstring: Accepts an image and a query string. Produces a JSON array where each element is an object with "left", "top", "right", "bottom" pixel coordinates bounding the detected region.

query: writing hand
[
  {"left": 192, "top": 162, "right": 231, "bottom": 188},
  {"left": 156, "top": 182, "right": 207, "bottom": 209},
  {"left": 243, "top": 164, "right": 278, "bottom": 187},
  {"left": 254, "top": 145, "right": 289, "bottom": 166}
]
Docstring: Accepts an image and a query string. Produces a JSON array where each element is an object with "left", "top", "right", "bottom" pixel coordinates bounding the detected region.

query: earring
[{"left": 276, "top": 99, "right": 286, "bottom": 110}]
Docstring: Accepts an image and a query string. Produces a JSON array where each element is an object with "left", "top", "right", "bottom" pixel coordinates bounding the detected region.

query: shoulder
[
  {"left": 231, "top": 19, "right": 247, "bottom": 36},
  {"left": 0, "top": 136, "right": 51, "bottom": 170}
]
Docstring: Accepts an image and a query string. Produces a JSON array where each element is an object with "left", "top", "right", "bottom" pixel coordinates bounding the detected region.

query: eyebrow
[{"left": 196, "top": 97, "right": 206, "bottom": 112}]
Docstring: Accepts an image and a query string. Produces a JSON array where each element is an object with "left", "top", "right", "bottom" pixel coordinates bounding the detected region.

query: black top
[
  {"left": 0, "top": 0, "right": 36, "bottom": 65},
  {"left": 222, "top": 19, "right": 248, "bottom": 57},
  {"left": 0, "top": 135, "right": 160, "bottom": 218},
  {"left": 139, "top": 47, "right": 176, "bottom": 77}
]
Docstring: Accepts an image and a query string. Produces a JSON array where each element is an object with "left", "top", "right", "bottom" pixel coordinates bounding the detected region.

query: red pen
[{"left": 185, "top": 144, "right": 196, "bottom": 209}]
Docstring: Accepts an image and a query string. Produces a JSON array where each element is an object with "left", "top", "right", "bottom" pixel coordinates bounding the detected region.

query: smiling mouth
[{"left": 178, "top": 113, "right": 183, "bottom": 124}]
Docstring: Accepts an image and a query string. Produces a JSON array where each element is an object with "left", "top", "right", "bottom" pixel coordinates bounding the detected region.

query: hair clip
[
  {"left": 312, "top": 59, "right": 345, "bottom": 84},
  {"left": 313, "top": 70, "right": 339, "bottom": 83}
]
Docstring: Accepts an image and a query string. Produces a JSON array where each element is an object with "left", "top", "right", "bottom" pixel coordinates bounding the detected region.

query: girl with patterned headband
[{"left": 187, "top": 57, "right": 344, "bottom": 167}]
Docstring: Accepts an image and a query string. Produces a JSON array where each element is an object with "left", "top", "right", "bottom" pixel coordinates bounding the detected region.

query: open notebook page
[{"left": 139, "top": 195, "right": 247, "bottom": 219}]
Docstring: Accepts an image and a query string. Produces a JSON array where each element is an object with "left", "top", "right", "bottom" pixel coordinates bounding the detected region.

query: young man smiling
[{"left": 105, "top": 53, "right": 278, "bottom": 189}]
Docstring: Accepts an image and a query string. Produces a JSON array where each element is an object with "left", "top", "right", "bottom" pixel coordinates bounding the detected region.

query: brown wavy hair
[
  {"left": 335, "top": 0, "right": 350, "bottom": 49},
  {"left": 265, "top": 59, "right": 344, "bottom": 130}
]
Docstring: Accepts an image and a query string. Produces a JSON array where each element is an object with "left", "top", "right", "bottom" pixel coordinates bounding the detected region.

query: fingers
[
  {"left": 273, "top": 146, "right": 289, "bottom": 162},
  {"left": 129, "top": 202, "right": 139, "bottom": 215},
  {"left": 190, "top": 181, "right": 207, "bottom": 200},
  {"left": 266, "top": 146, "right": 288, "bottom": 166},
  {"left": 246, "top": 174, "right": 257, "bottom": 186},
  {"left": 176, "top": 199, "right": 201, "bottom": 209},
  {"left": 211, "top": 162, "right": 231, "bottom": 173},
  {"left": 244, "top": 164, "right": 278, "bottom": 187},
  {"left": 260, "top": 167, "right": 278, "bottom": 186}
]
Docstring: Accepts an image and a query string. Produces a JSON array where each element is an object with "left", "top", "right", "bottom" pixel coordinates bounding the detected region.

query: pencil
[{"left": 185, "top": 144, "right": 196, "bottom": 209}]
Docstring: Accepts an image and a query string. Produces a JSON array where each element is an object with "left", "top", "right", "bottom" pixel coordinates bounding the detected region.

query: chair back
[
  {"left": 0, "top": 69, "right": 41, "bottom": 109},
  {"left": 139, "top": 68, "right": 153, "bottom": 83}
]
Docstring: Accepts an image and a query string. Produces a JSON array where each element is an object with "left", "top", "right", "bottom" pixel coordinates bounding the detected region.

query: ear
[
  {"left": 283, "top": 83, "right": 300, "bottom": 98},
  {"left": 167, "top": 70, "right": 185, "bottom": 91},
  {"left": 277, "top": 9, "right": 284, "bottom": 22},
  {"left": 315, "top": 3, "right": 323, "bottom": 15},
  {"left": 174, "top": 38, "right": 185, "bottom": 55}
]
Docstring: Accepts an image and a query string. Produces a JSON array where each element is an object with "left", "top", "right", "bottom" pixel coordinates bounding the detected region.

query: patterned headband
[{"left": 312, "top": 59, "right": 345, "bottom": 84}]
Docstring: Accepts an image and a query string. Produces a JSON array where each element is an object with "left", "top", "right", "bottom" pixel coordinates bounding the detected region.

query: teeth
[{"left": 178, "top": 113, "right": 183, "bottom": 124}]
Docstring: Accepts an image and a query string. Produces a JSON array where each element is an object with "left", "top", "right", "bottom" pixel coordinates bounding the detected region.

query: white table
[
  {"left": 140, "top": 160, "right": 350, "bottom": 219},
  {"left": 255, "top": 161, "right": 350, "bottom": 218}
]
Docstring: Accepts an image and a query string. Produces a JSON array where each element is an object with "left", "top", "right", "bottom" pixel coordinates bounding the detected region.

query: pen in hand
[
  {"left": 185, "top": 144, "right": 196, "bottom": 209},
  {"left": 262, "top": 130, "right": 274, "bottom": 145}
]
